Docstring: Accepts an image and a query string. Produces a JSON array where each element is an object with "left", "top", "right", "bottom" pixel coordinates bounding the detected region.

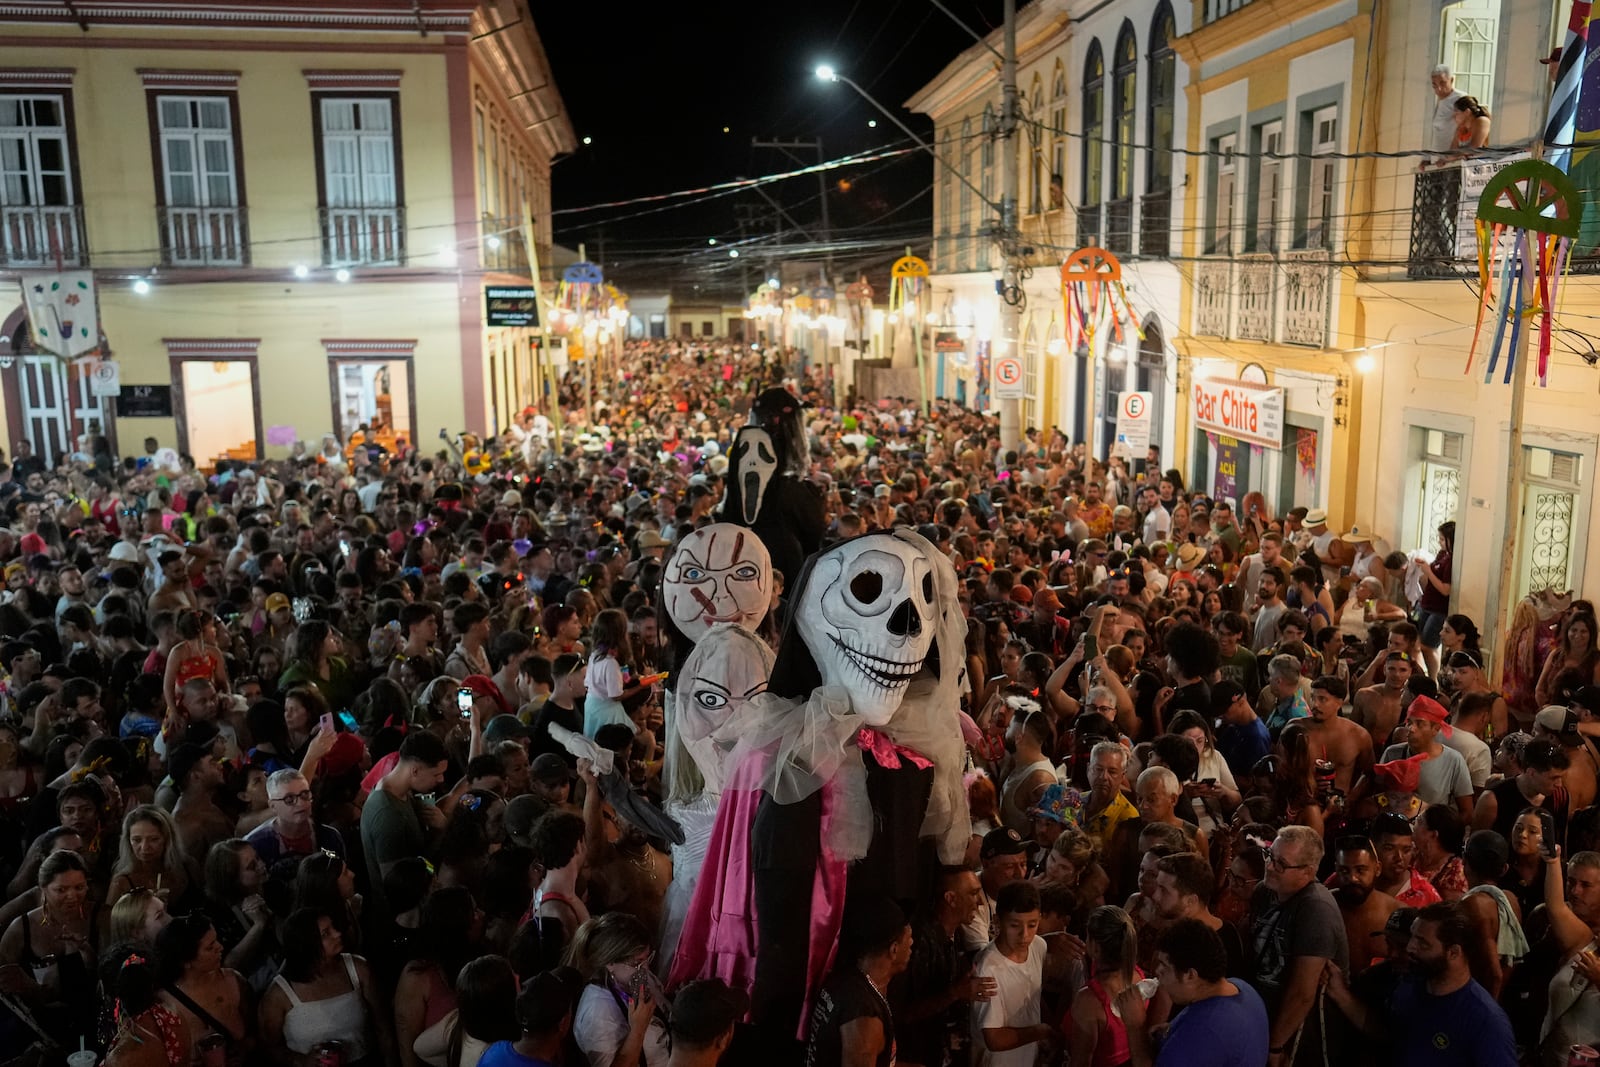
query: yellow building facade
[
  {"left": 0, "top": 0, "right": 573, "bottom": 465},
  {"left": 1170, "top": 0, "right": 1379, "bottom": 523}
]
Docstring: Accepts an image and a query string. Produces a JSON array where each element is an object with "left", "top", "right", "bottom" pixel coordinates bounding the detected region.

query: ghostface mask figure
[
  {"left": 791, "top": 532, "right": 937, "bottom": 725},
  {"left": 726, "top": 426, "right": 777, "bottom": 525},
  {"left": 661, "top": 523, "right": 773, "bottom": 641}
]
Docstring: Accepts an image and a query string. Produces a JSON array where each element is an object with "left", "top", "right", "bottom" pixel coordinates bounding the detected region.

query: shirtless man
[
  {"left": 1333, "top": 838, "right": 1400, "bottom": 975},
  {"left": 168, "top": 743, "right": 234, "bottom": 861},
  {"left": 1303, "top": 675, "right": 1373, "bottom": 796},
  {"left": 1352, "top": 653, "right": 1414, "bottom": 755}
]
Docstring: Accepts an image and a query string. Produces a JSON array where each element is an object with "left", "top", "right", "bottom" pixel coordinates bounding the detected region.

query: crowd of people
[{"left": 0, "top": 334, "right": 1593, "bottom": 1067}]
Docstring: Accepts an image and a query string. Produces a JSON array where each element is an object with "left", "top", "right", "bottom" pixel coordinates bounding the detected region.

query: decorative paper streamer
[{"left": 1059, "top": 247, "right": 1144, "bottom": 362}]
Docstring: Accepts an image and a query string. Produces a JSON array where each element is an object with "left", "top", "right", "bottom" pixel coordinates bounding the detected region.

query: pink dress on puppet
[{"left": 666, "top": 745, "right": 848, "bottom": 1041}]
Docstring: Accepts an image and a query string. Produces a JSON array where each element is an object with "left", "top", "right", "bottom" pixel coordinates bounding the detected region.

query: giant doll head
[
  {"left": 771, "top": 529, "right": 939, "bottom": 725},
  {"left": 721, "top": 426, "right": 777, "bottom": 526},
  {"left": 661, "top": 523, "right": 773, "bottom": 642},
  {"left": 667, "top": 623, "right": 777, "bottom": 800}
]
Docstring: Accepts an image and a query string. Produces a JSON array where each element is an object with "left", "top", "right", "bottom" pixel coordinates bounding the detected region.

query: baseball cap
[
  {"left": 1009, "top": 585, "right": 1033, "bottom": 605},
  {"left": 671, "top": 979, "right": 748, "bottom": 1046},
  {"left": 504, "top": 793, "right": 552, "bottom": 848},
  {"left": 108, "top": 541, "right": 143, "bottom": 564},
  {"left": 530, "top": 753, "right": 573, "bottom": 787},
  {"left": 265, "top": 592, "right": 291, "bottom": 613},
  {"left": 1536, "top": 704, "right": 1582, "bottom": 745},
  {"left": 1574, "top": 687, "right": 1600, "bottom": 717},
  {"left": 873, "top": 484, "right": 892, "bottom": 498},
  {"left": 980, "top": 827, "right": 1028, "bottom": 860},
  {"left": 167, "top": 743, "right": 212, "bottom": 789}
]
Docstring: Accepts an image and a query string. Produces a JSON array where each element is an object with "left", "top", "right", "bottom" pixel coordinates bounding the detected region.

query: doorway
[
  {"left": 176, "top": 359, "right": 257, "bottom": 465},
  {"left": 328, "top": 359, "right": 413, "bottom": 452}
]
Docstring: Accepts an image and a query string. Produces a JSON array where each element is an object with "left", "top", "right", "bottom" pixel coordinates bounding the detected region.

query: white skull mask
[
  {"left": 662, "top": 523, "right": 772, "bottom": 641},
  {"left": 675, "top": 624, "right": 775, "bottom": 795},
  {"left": 795, "top": 534, "right": 937, "bottom": 725},
  {"left": 730, "top": 427, "right": 777, "bottom": 525}
]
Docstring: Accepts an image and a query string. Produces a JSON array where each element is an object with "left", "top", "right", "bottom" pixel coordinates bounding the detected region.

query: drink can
[
  {"left": 314, "top": 1041, "right": 347, "bottom": 1067},
  {"left": 1568, "top": 1045, "right": 1600, "bottom": 1067}
]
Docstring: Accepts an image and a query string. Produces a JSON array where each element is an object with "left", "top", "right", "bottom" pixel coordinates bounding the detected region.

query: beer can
[
  {"left": 1568, "top": 1045, "right": 1600, "bottom": 1067},
  {"left": 314, "top": 1041, "right": 347, "bottom": 1067}
]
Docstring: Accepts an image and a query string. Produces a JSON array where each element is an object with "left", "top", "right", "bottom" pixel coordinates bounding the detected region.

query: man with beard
[
  {"left": 1332, "top": 837, "right": 1400, "bottom": 977},
  {"left": 1326, "top": 902, "right": 1516, "bottom": 1067},
  {"left": 1150, "top": 851, "right": 1246, "bottom": 976}
]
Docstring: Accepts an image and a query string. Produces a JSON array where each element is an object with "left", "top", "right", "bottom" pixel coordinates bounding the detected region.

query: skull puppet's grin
[{"left": 828, "top": 634, "right": 927, "bottom": 690}]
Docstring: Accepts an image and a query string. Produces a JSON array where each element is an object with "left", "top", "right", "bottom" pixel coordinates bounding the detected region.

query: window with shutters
[
  {"left": 0, "top": 92, "right": 85, "bottom": 267},
  {"left": 1519, "top": 445, "right": 1584, "bottom": 601},
  {"left": 1298, "top": 108, "right": 1338, "bottom": 249},
  {"left": 1208, "top": 133, "right": 1238, "bottom": 255},
  {"left": 153, "top": 94, "right": 246, "bottom": 266},
  {"left": 1440, "top": 1, "right": 1498, "bottom": 104},
  {"left": 1050, "top": 65, "right": 1067, "bottom": 207},
  {"left": 1248, "top": 121, "right": 1283, "bottom": 253},
  {"left": 314, "top": 94, "right": 404, "bottom": 266}
]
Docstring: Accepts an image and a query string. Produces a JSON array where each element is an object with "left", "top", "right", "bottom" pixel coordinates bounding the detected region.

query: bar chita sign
[
  {"left": 484, "top": 286, "right": 540, "bottom": 328},
  {"left": 1191, "top": 378, "right": 1284, "bottom": 449}
]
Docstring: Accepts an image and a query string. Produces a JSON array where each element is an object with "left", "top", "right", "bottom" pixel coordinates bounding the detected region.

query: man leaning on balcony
[{"left": 1429, "top": 65, "right": 1465, "bottom": 157}]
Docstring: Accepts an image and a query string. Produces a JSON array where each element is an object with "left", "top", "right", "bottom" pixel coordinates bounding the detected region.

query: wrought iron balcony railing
[
  {"left": 159, "top": 205, "right": 248, "bottom": 267},
  {"left": 1, "top": 203, "right": 86, "bottom": 267},
  {"left": 1139, "top": 190, "right": 1171, "bottom": 258},
  {"left": 321, "top": 205, "right": 406, "bottom": 267}
]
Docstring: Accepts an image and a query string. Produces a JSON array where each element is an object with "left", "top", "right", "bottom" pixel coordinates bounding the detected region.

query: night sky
[{"left": 537, "top": 1, "right": 1009, "bottom": 298}]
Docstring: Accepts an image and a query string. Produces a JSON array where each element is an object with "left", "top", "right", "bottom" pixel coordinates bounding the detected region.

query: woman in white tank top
[{"left": 260, "top": 910, "right": 395, "bottom": 1065}]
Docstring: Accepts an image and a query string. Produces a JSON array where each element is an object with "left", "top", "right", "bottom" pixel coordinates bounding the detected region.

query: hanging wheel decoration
[
  {"left": 1469, "top": 159, "right": 1585, "bottom": 386},
  {"left": 1060, "top": 246, "right": 1142, "bottom": 360}
]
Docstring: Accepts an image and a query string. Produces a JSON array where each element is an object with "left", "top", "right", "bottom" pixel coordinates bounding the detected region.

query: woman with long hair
[
  {"left": 583, "top": 609, "right": 646, "bottom": 737},
  {"left": 203, "top": 839, "right": 276, "bottom": 989},
  {"left": 259, "top": 908, "right": 394, "bottom": 1065},
  {"left": 1413, "top": 803, "right": 1468, "bottom": 902},
  {"left": 153, "top": 914, "right": 250, "bottom": 1064},
  {"left": 1270, "top": 722, "right": 1325, "bottom": 837},
  {"left": 107, "top": 805, "right": 191, "bottom": 911},
  {"left": 1535, "top": 609, "right": 1600, "bottom": 706},
  {"left": 277, "top": 620, "right": 357, "bottom": 712},
  {"left": 1440, "top": 613, "right": 1483, "bottom": 658},
  {"left": 1064, "top": 905, "right": 1148, "bottom": 1067},
  {"left": 411, "top": 954, "right": 520, "bottom": 1067},
  {"left": 565, "top": 912, "right": 670, "bottom": 1067},
  {"left": 1168, "top": 709, "right": 1242, "bottom": 821},
  {"left": 435, "top": 790, "right": 506, "bottom": 892},
  {"left": 291, "top": 851, "right": 362, "bottom": 954},
  {"left": 394, "top": 887, "right": 483, "bottom": 1067}
]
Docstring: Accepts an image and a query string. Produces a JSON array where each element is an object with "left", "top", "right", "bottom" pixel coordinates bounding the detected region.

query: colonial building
[
  {"left": 0, "top": 0, "right": 574, "bottom": 465},
  {"left": 1351, "top": 0, "right": 1587, "bottom": 647},
  {"left": 907, "top": 0, "right": 1188, "bottom": 464}
]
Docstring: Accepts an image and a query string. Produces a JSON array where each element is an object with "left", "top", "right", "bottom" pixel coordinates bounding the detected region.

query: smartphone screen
[
  {"left": 318, "top": 713, "right": 335, "bottom": 734},
  {"left": 337, "top": 711, "right": 359, "bottom": 732},
  {"left": 456, "top": 688, "right": 474, "bottom": 717},
  {"left": 1538, "top": 809, "right": 1558, "bottom": 858}
]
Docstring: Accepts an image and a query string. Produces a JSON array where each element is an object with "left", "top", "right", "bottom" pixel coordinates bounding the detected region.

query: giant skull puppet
[{"left": 669, "top": 527, "right": 969, "bottom": 1043}]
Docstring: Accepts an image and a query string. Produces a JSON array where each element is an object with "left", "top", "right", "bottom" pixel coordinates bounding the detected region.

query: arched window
[
  {"left": 1050, "top": 64, "right": 1067, "bottom": 211},
  {"left": 981, "top": 104, "right": 996, "bottom": 218},
  {"left": 960, "top": 118, "right": 973, "bottom": 268},
  {"left": 1082, "top": 41, "right": 1105, "bottom": 240},
  {"left": 1028, "top": 76, "right": 1044, "bottom": 214},
  {"left": 1113, "top": 22, "right": 1137, "bottom": 202},
  {"left": 1147, "top": 3, "right": 1175, "bottom": 195},
  {"left": 939, "top": 132, "right": 954, "bottom": 268}
]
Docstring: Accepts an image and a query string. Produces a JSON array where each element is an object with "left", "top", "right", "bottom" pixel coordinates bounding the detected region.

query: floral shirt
[{"left": 1081, "top": 790, "right": 1139, "bottom": 855}]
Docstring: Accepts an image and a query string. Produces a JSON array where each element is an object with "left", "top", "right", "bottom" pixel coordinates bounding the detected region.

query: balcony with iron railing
[
  {"left": 1, "top": 204, "right": 87, "bottom": 267},
  {"left": 1140, "top": 190, "right": 1171, "bottom": 258},
  {"left": 159, "top": 205, "right": 248, "bottom": 267},
  {"left": 321, "top": 205, "right": 405, "bottom": 267},
  {"left": 1105, "top": 198, "right": 1133, "bottom": 255},
  {"left": 1403, "top": 155, "right": 1600, "bottom": 278},
  {"left": 1192, "top": 246, "right": 1334, "bottom": 347},
  {"left": 1078, "top": 203, "right": 1103, "bottom": 251}
]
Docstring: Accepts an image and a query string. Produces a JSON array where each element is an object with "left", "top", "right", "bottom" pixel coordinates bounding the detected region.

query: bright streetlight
[{"left": 814, "top": 64, "right": 837, "bottom": 82}]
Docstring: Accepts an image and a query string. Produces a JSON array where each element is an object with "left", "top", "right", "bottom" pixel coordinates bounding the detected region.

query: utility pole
[
  {"left": 751, "top": 138, "right": 834, "bottom": 287},
  {"left": 997, "top": 0, "right": 1022, "bottom": 454}
]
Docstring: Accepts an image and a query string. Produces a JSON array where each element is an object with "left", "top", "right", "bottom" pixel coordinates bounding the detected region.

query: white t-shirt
[
  {"left": 1381, "top": 742, "right": 1474, "bottom": 807},
  {"left": 1433, "top": 89, "right": 1465, "bottom": 152},
  {"left": 1443, "top": 728, "right": 1492, "bottom": 790},
  {"left": 573, "top": 983, "right": 671, "bottom": 1067},
  {"left": 1142, "top": 507, "right": 1172, "bottom": 545},
  {"left": 971, "top": 936, "right": 1047, "bottom": 1067}
]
